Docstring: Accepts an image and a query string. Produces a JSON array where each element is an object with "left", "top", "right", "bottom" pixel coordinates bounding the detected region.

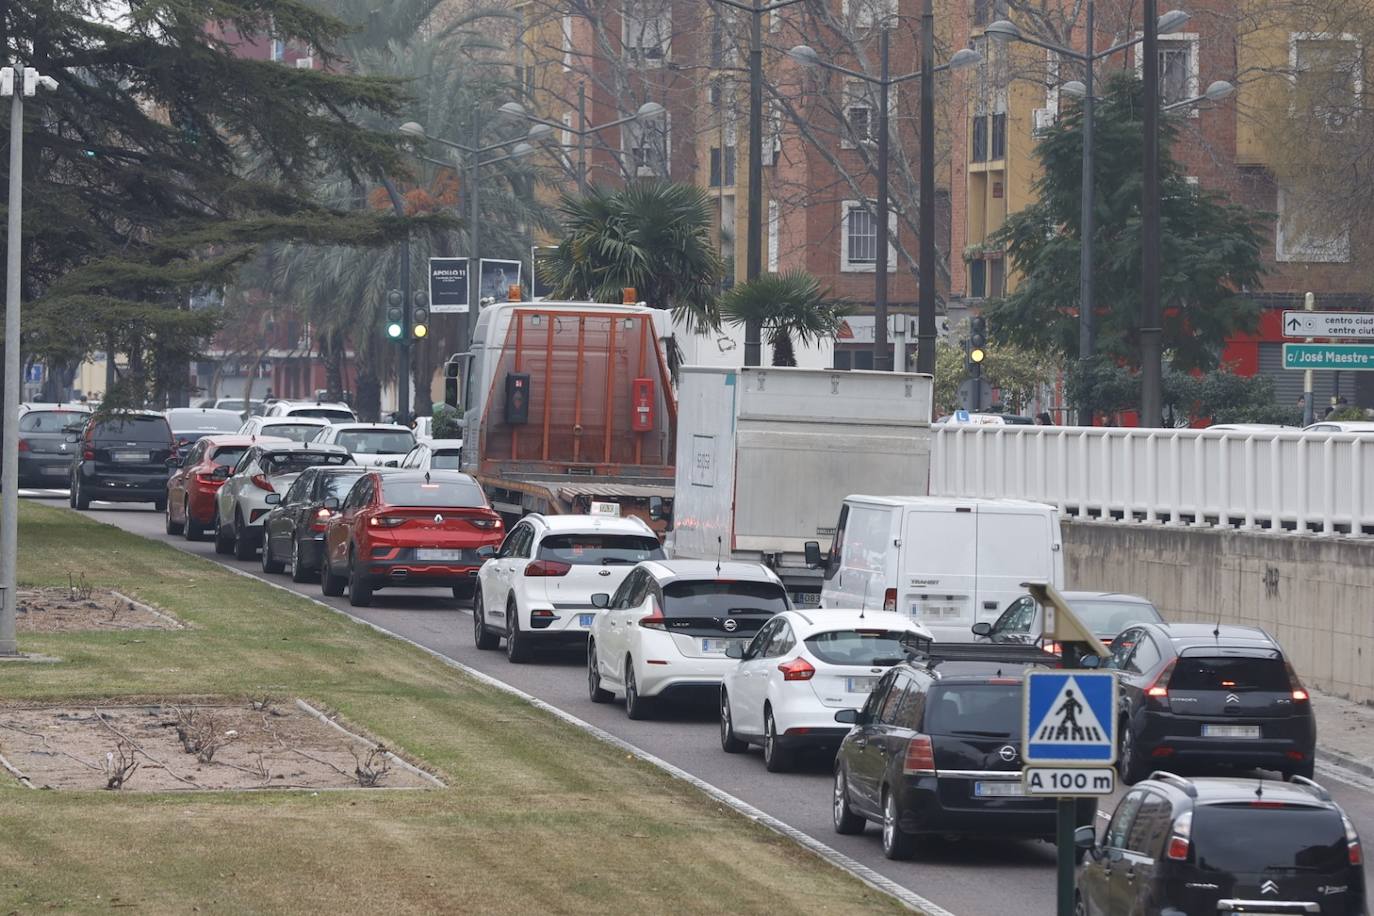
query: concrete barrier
[{"left": 1062, "top": 520, "right": 1374, "bottom": 704}]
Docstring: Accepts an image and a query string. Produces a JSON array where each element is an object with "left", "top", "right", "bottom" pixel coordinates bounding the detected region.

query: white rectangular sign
[
  {"left": 1282, "top": 311, "right": 1374, "bottom": 339},
  {"left": 1022, "top": 766, "right": 1116, "bottom": 796}
]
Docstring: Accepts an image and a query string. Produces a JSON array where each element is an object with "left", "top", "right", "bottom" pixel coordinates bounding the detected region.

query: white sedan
[
  {"left": 312, "top": 423, "right": 416, "bottom": 466},
  {"left": 719, "top": 609, "right": 931, "bottom": 772}
]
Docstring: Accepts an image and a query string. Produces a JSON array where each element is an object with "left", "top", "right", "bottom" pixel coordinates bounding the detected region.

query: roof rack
[
  {"left": 898, "top": 634, "right": 1061, "bottom": 668},
  {"left": 1287, "top": 774, "right": 1331, "bottom": 801},
  {"left": 1147, "top": 771, "right": 1198, "bottom": 798}
]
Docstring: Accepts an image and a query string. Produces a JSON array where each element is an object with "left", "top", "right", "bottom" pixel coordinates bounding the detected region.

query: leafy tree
[
  {"left": 987, "top": 73, "right": 1268, "bottom": 382},
  {"left": 1067, "top": 361, "right": 1301, "bottom": 426},
  {"left": 933, "top": 321, "right": 1061, "bottom": 416},
  {"left": 718, "top": 270, "right": 851, "bottom": 366}
]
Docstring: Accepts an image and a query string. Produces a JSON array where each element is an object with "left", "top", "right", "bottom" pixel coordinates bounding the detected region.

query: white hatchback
[
  {"left": 473, "top": 514, "right": 665, "bottom": 663},
  {"left": 313, "top": 422, "right": 417, "bottom": 467},
  {"left": 719, "top": 609, "right": 931, "bottom": 772}
]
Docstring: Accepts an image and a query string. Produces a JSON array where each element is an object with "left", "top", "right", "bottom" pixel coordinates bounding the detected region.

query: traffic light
[
  {"left": 412, "top": 290, "right": 429, "bottom": 339},
  {"left": 969, "top": 316, "right": 987, "bottom": 369},
  {"left": 443, "top": 359, "right": 461, "bottom": 409},
  {"left": 385, "top": 289, "right": 404, "bottom": 339}
]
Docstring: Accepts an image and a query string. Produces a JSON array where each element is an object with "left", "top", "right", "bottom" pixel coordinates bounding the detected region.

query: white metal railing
[{"left": 930, "top": 425, "right": 1374, "bottom": 536}]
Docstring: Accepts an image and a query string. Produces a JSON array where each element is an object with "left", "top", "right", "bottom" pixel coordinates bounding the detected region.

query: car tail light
[
  {"left": 883, "top": 588, "right": 897, "bottom": 612},
  {"left": 777, "top": 657, "right": 815, "bottom": 681},
  {"left": 195, "top": 472, "right": 222, "bottom": 486},
  {"left": 1165, "top": 810, "right": 1192, "bottom": 861},
  {"left": 250, "top": 474, "right": 274, "bottom": 492},
  {"left": 310, "top": 508, "right": 332, "bottom": 532},
  {"left": 1285, "top": 660, "right": 1310, "bottom": 702},
  {"left": 468, "top": 516, "right": 502, "bottom": 529},
  {"left": 368, "top": 516, "right": 406, "bottom": 528},
  {"left": 1344, "top": 814, "right": 1362, "bottom": 866},
  {"left": 1045, "top": 641, "right": 1062, "bottom": 656},
  {"left": 17, "top": 439, "right": 29, "bottom": 453},
  {"left": 1145, "top": 658, "right": 1177, "bottom": 708},
  {"left": 902, "top": 735, "right": 935, "bottom": 774},
  {"left": 525, "top": 559, "right": 572, "bottom": 577},
  {"left": 637, "top": 607, "right": 667, "bottom": 630},
  {"left": 83, "top": 449, "right": 95, "bottom": 460}
]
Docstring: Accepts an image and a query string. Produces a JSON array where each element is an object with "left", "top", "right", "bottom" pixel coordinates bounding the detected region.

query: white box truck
[
  {"left": 665, "top": 366, "right": 933, "bottom": 603},
  {"left": 817, "top": 495, "right": 1064, "bottom": 642}
]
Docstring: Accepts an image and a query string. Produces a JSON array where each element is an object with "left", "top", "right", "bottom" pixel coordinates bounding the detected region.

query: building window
[
  {"left": 1291, "top": 32, "right": 1362, "bottom": 131},
  {"left": 710, "top": 9, "right": 738, "bottom": 67},
  {"left": 624, "top": 0, "right": 671, "bottom": 67},
  {"left": 842, "top": 0, "right": 898, "bottom": 29},
  {"left": 762, "top": 101, "right": 783, "bottom": 165},
  {"left": 842, "top": 81, "right": 881, "bottom": 148},
  {"left": 1277, "top": 186, "right": 1350, "bottom": 262},
  {"left": 709, "top": 146, "right": 736, "bottom": 187},
  {"left": 834, "top": 348, "right": 875, "bottom": 371},
  {"left": 841, "top": 200, "right": 897, "bottom": 272},
  {"left": 562, "top": 14, "right": 574, "bottom": 70},
  {"left": 989, "top": 258, "right": 1005, "bottom": 298},
  {"left": 1135, "top": 33, "right": 1200, "bottom": 113},
  {"left": 990, "top": 112, "right": 1006, "bottom": 159},
  {"left": 972, "top": 115, "right": 988, "bottom": 161},
  {"left": 969, "top": 260, "right": 987, "bottom": 298},
  {"left": 270, "top": 39, "right": 285, "bottom": 61},
  {"left": 767, "top": 200, "right": 780, "bottom": 271}
]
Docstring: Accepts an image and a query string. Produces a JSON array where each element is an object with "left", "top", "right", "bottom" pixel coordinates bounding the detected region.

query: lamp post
[
  {"left": 987, "top": 7, "right": 1189, "bottom": 424},
  {"left": 1, "top": 66, "right": 58, "bottom": 657},
  {"left": 788, "top": 40, "right": 980, "bottom": 372},
  {"left": 499, "top": 96, "right": 665, "bottom": 194},
  {"left": 399, "top": 121, "right": 549, "bottom": 351}
]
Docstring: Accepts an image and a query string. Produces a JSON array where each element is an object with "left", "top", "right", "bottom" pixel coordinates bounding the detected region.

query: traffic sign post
[
  {"left": 1282, "top": 343, "right": 1374, "bottom": 372},
  {"left": 1283, "top": 310, "right": 1374, "bottom": 339}
]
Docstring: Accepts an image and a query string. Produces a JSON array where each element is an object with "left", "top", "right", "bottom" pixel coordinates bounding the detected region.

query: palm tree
[
  {"left": 539, "top": 182, "right": 724, "bottom": 333},
  {"left": 719, "top": 270, "right": 852, "bottom": 367}
]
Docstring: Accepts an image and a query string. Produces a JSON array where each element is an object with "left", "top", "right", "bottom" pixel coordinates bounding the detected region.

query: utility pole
[
  {"left": 916, "top": 0, "right": 938, "bottom": 375},
  {"left": 1139, "top": 0, "right": 1163, "bottom": 427},
  {"left": 744, "top": 0, "right": 765, "bottom": 367},
  {"left": 1077, "top": 0, "right": 1096, "bottom": 426},
  {"left": 381, "top": 177, "right": 411, "bottom": 421},
  {"left": 874, "top": 28, "right": 892, "bottom": 371}
]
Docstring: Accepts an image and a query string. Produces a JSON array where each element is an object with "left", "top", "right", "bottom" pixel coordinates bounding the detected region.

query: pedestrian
[{"left": 1036, "top": 411, "right": 1052, "bottom": 426}]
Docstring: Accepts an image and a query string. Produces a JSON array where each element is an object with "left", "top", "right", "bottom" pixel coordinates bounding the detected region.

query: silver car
[{"left": 214, "top": 441, "right": 353, "bottom": 561}]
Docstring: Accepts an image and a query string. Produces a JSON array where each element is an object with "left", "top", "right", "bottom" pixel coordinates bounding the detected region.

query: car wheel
[
  {"left": 832, "top": 767, "right": 866, "bottom": 835},
  {"left": 320, "top": 552, "right": 345, "bottom": 597},
  {"left": 153, "top": 495, "right": 167, "bottom": 513},
  {"left": 881, "top": 789, "right": 916, "bottom": 860},
  {"left": 1284, "top": 757, "right": 1316, "bottom": 781},
  {"left": 261, "top": 534, "right": 284, "bottom": 574},
  {"left": 347, "top": 551, "right": 372, "bottom": 607},
  {"left": 505, "top": 601, "right": 533, "bottom": 663},
  {"left": 290, "top": 538, "right": 312, "bottom": 583},
  {"left": 1074, "top": 893, "right": 1088, "bottom": 916},
  {"left": 164, "top": 498, "right": 183, "bottom": 536},
  {"left": 472, "top": 591, "right": 499, "bottom": 650},
  {"left": 763, "top": 706, "right": 795, "bottom": 773},
  {"left": 1118, "top": 723, "right": 1149, "bottom": 785},
  {"left": 624, "top": 658, "right": 653, "bottom": 721},
  {"left": 183, "top": 500, "right": 204, "bottom": 541},
  {"left": 588, "top": 641, "right": 613, "bottom": 703},
  {"left": 74, "top": 475, "right": 91, "bottom": 510},
  {"left": 68, "top": 480, "right": 77, "bottom": 508},
  {"left": 719, "top": 689, "right": 747, "bottom": 753},
  {"left": 213, "top": 512, "right": 235, "bottom": 555},
  {"left": 232, "top": 512, "right": 256, "bottom": 561}
]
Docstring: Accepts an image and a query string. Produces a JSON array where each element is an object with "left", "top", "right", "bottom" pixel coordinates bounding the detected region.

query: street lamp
[
  {"left": 1, "top": 66, "right": 59, "bottom": 658},
  {"left": 789, "top": 36, "right": 980, "bottom": 372},
  {"left": 988, "top": 6, "right": 1189, "bottom": 425},
  {"left": 1162, "top": 78, "right": 1234, "bottom": 111},
  {"left": 500, "top": 97, "right": 665, "bottom": 194}
]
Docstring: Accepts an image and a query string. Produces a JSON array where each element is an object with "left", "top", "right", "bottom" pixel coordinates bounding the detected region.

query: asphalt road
[{"left": 38, "top": 494, "right": 1374, "bottom": 916}]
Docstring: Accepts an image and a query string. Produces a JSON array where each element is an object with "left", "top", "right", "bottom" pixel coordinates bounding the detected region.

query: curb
[
  {"left": 203, "top": 557, "right": 951, "bottom": 915},
  {"left": 1317, "top": 747, "right": 1374, "bottom": 781}
]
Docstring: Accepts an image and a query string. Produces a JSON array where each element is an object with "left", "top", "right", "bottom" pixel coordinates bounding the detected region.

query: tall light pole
[
  {"left": 1, "top": 66, "right": 58, "bottom": 657},
  {"left": 499, "top": 98, "right": 666, "bottom": 195},
  {"left": 788, "top": 41, "right": 980, "bottom": 371},
  {"left": 379, "top": 177, "right": 411, "bottom": 420}
]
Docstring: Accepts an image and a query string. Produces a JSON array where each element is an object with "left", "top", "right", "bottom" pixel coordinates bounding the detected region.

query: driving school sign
[{"left": 1022, "top": 670, "right": 1117, "bottom": 765}]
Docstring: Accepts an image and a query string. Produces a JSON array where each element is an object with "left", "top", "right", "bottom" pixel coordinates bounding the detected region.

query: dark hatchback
[
  {"left": 17, "top": 407, "right": 90, "bottom": 486},
  {"left": 1108, "top": 623, "right": 1317, "bottom": 783},
  {"left": 69, "top": 412, "right": 175, "bottom": 510},
  {"left": 1077, "top": 772, "right": 1365, "bottom": 916},
  {"left": 831, "top": 645, "right": 1097, "bottom": 859},
  {"left": 165, "top": 408, "right": 244, "bottom": 460},
  {"left": 259, "top": 465, "right": 368, "bottom": 582}
]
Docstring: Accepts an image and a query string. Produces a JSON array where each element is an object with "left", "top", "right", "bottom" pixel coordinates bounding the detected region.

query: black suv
[
  {"left": 831, "top": 643, "right": 1097, "bottom": 859},
  {"left": 1107, "top": 624, "right": 1317, "bottom": 784},
  {"left": 1077, "top": 772, "right": 1365, "bottom": 916},
  {"left": 68, "top": 412, "right": 175, "bottom": 510}
]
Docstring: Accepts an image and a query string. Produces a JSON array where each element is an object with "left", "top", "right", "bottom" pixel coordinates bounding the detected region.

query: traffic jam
[{"left": 37, "top": 299, "right": 1369, "bottom": 916}]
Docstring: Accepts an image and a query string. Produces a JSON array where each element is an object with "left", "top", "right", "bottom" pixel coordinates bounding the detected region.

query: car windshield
[
  {"left": 380, "top": 479, "right": 486, "bottom": 507},
  {"left": 336, "top": 430, "right": 415, "bottom": 454},
  {"left": 805, "top": 629, "right": 911, "bottom": 666},
  {"left": 208, "top": 445, "right": 249, "bottom": 467},
  {"left": 93, "top": 416, "right": 170, "bottom": 443},
  {"left": 1068, "top": 600, "right": 1162, "bottom": 635},
  {"left": 661, "top": 580, "right": 789, "bottom": 617},
  {"left": 289, "top": 408, "right": 354, "bottom": 421},
  {"left": 1171, "top": 655, "right": 1290, "bottom": 692},
  {"left": 537, "top": 534, "right": 664, "bottom": 566},
  {"left": 321, "top": 471, "right": 367, "bottom": 498},
  {"left": 1193, "top": 805, "right": 1348, "bottom": 874},
  {"left": 19, "top": 410, "right": 86, "bottom": 433},
  {"left": 430, "top": 449, "right": 462, "bottom": 470},
  {"left": 262, "top": 424, "right": 324, "bottom": 443},
  {"left": 261, "top": 452, "right": 352, "bottom": 475},
  {"left": 924, "top": 684, "right": 1022, "bottom": 737},
  {"left": 169, "top": 411, "right": 241, "bottom": 432}
]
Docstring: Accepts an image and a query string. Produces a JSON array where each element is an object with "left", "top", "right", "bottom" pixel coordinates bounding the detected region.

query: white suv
[
  {"left": 264, "top": 400, "right": 357, "bottom": 423},
  {"left": 239, "top": 415, "right": 332, "bottom": 443},
  {"left": 586, "top": 560, "right": 790, "bottom": 720},
  {"left": 473, "top": 514, "right": 664, "bottom": 663},
  {"left": 312, "top": 423, "right": 416, "bottom": 467},
  {"left": 719, "top": 609, "right": 931, "bottom": 772}
]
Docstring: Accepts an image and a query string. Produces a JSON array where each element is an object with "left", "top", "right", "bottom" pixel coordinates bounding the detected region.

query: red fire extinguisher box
[{"left": 631, "top": 378, "right": 655, "bottom": 432}]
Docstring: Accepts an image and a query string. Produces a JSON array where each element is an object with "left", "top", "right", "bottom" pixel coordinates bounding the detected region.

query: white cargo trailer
[{"left": 665, "top": 366, "right": 933, "bottom": 603}]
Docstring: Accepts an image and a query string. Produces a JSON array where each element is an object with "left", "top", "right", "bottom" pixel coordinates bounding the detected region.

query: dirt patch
[
  {"left": 0, "top": 698, "right": 438, "bottom": 791},
  {"left": 16, "top": 585, "right": 181, "bottom": 632}
]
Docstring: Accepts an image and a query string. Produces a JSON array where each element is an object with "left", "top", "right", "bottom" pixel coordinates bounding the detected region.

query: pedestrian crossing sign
[{"left": 1022, "top": 671, "right": 1117, "bottom": 765}]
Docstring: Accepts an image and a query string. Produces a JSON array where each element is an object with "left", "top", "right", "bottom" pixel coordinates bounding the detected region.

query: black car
[
  {"left": 17, "top": 406, "right": 90, "bottom": 486},
  {"left": 164, "top": 407, "right": 244, "bottom": 460},
  {"left": 831, "top": 643, "right": 1097, "bottom": 859},
  {"left": 259, "top": 465, "right": 368, "bottom": 582},
  {"left": 68, "top": 412, "right": 175, "bottom": 510},
  {"left": 1107, "top": 623, "right": 1317, "bottom": 783},
  {"left": 1077, "top": 772, "right": 1365, "bottom": 916}
]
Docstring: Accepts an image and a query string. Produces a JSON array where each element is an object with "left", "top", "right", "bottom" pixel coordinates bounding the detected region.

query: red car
[
  {"left": 165, "top": 434, "right": 285, "bottom": 540},
  {"left": 319, "top": 469, "right": 503, "bottom": 607}
]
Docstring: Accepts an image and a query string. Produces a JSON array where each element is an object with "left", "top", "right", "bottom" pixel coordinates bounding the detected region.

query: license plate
[
  {"left": 1203, "top": 724, "right": 1260, "bottom": 739},
  {"left": 416, "top": 548, "right": 464, "bottom": 561},
  {"left": 914, "top": 604, "right": 960, "bottom": 619},
  {"left": 975, "top": 781, "right": 1026, "bottom": 797},
  {"left": 701, "top": 638, "right": 735, "bottom": 654},
  {"left": 42, "top": 466, "right": 67, "bottom": 475},
  {"left": 113, "top": 450, "right": 147, "bottom": 463},
  {"left": 791, "top": 591, "right": 821, "bottom": 608},
  {"left": 579, "top": 614, "right": 595, "bottom": 627},
  {"left": 846, "top": 676, "right": 878, "bottom": 693}
]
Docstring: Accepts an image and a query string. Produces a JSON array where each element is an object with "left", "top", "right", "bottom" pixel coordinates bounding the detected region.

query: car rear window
[
  {"left": 336, "top": 430, "right": 415, "bottom": 455},
  {"left": 538, "top": 534, "right": 664, "bottom": 566},
  {"left": 262, "top": 452, "right": 352, "bottom": 475},
  {"left": 208, "top": 445, "right": 249, "bottom": 467},
  {"left": 321, "top": 471, "right": 366, "bottom": 498},
  {"left": 1171, "top": 655, "right": 1290, "bottom": 692},
  {"left": 1070, "top": 601, "right": 1162, "bottom": 635},
  {"left": 924, "top": 684, "right": 1022, "bottom": 737},
  {"left": 380, "top": 479, "right": 486, "bottom": 507},
  {"left": 20, "top": 410, "right": 85, "bottom": 432},
  {"left": 1193, "top": 805, "right": 1348, "bottom": 874},
  {"left": 430, "top": 449, "right": 462, "bottom": 470},
  {"left": 93, "top": 416, "right": 171, "bottom": 443},
  {"left": 290, "top": 408, "right": 354, "bottom": 421},
  {"left": 263, "top": 424, "right": 324, "bottom": 443},
  {"left": 661, "top": 580, "right": 788, "bottom": 618},
  {"left": 169, "top": 412, "right": 241, "bottom": 432},
  {"left": 805, "top": 629, "right": 911, "bottom": 666}
]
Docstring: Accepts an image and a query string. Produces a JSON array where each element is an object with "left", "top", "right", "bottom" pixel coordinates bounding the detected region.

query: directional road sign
[
  {"left": 1282, "top": 343, "right": 1374, "bottom": 372},
  {"left": 1283, "top": 311, "right": 1374, "bottom": 339},
  {"left": 1022, "top": 670, "right": 1117, "bottom": 765}
]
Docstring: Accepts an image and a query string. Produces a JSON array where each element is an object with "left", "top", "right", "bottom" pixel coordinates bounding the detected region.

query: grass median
[{"left": 0, "top": 502, "right": 904, "bottom": 915}]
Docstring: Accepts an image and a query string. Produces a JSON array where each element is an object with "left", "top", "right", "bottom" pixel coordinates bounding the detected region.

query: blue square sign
[{"left": 1022, "top": 670, "right": 1117, "bottom": 765}]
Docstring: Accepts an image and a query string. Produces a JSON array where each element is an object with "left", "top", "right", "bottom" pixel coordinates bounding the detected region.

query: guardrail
[{"left": 930, "top": 426, "right": 1374, "bottom": 536}]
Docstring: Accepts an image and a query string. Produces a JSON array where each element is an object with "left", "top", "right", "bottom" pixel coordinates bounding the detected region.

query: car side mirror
[
  {"left": 803, "top": 540, "right": 823, "bottom": 569},
  {"left": 384, "top": 460, "right": 398, "bottom": 468},
  {"left": 212, "top": 466, "right": 230, "bottom": 480},
  {"left": 323, "top": 496, "right": 340, "bottom": 510},
  {"left": 834, "top": 708, "right": 860, "bottom": 725},
  {"left": 477, "top": 545, "right": 496, "bottom": 559},
  {"left": 648, "top": 495, "right": 664, "bottom": 521},
  {"left": 264, "top": 493, "right": 281, "bottom": 505},
  {"left": 724, "top": 642, "right": 743, "bottom": 659},
  {"left": 590, "top": 593, "right": 610, "bottom": 609},
  {"left": 1074, "top": 825, "right": 1097, "bottom": 850},
  {"left": 1077, "top": 653, "right": 1101, "bottom": 669},
  {"left": 65, "top": 434, "right": 80, "bottom": 444},
  {"left": 165, "top": 457, "right": 181, "bottom": 469},
  {"left": 971, "top": 621, "right": 993, "bottom": 637}
]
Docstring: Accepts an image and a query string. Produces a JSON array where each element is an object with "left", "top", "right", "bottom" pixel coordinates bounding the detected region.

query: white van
[{"left": 815, "top": 496, "right": 1063, "bottom": 643}]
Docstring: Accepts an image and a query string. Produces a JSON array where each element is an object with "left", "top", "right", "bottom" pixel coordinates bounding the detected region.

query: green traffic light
[{"left": 386, "top": 322, "right": 403, "bottom": 339}]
